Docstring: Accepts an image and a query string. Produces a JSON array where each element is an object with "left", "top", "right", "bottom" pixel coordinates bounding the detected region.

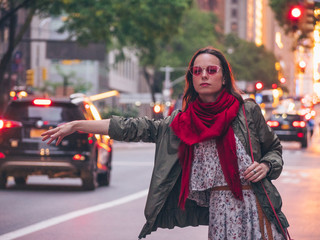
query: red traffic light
[
  {"left": 255, "top": 82, "right": 263, "bottom": 90},
  {"left": 272, "top": 84, "right": 278, "bottom": 89},
  {"left": 290, "top": 6, "right": 302, "bottom": 19}
]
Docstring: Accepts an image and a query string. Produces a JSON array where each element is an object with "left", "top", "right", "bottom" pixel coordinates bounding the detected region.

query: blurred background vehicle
[
  {"left": 267, "top": 112, "right": 308, "bottom": 148},
  {"left": 0, "top": 94, "right": 113, "bottom": 190},
  {"left": 266, "top": 98, "right": 314, "bottom": 148}
]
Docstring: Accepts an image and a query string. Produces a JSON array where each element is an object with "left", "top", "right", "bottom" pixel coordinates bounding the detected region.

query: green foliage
[
  {"left": 71, "top": 78, "right": 92, "bottom": 93},
  {"left": 151, "top": 7, "right": 278, "bottom": 96},
  {"left": 153, "top": 7, "right": 222, "bottom": 97},
  {"left": 223, "top": 34, "right": 278, "bottom": 87},
  {"left": 155, "top": 7, "right": 221, "bottom": 68},
  {"left": 44, "top": 0, "right": 192, "bottom": 59}
]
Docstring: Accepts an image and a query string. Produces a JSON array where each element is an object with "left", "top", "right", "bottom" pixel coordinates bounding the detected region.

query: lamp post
[{"left": 160, "top": 66, "right": 174, "bottom": 102}]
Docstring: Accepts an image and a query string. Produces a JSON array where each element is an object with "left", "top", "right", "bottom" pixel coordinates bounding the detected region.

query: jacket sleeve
[
  {"left": 108, "top": 115, "right": 163, "bottom": 143},
  {"left": 250, "top": 102, "right": 283, "bottom": 180}
]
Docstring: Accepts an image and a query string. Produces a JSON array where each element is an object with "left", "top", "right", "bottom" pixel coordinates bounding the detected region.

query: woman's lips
[{"left": 200, "top": 83, "right": 210, "bottom": 86}]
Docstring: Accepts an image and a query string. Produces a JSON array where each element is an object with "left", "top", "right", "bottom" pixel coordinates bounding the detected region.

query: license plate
[
  {"left": 30, "top": 129, "right": 46, "bottom": 138},
  {"left": 281, "top": 124, "right": 290, "bottom": 130}
]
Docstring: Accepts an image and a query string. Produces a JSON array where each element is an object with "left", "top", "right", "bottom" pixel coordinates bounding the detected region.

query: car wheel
[
  {"left": 81, "top": 162, "right": 98, "bottom": 191},
  {"left": 98, "top": 171, "right": 110, "bottom": 186},
  {"left": 0, "top": 173, "right": 7, "bottom": 189},
  {"left": 301, "top": 136, "right": 308, "bottom": 148},
  {"left": 98, "top": 152, "right": 112, "bottom": 186},
  {"left": 14, "top": 177, "right": 27, "bottom": 185}
]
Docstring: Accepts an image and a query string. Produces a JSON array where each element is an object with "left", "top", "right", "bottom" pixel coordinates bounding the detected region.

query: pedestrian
[
  {"left": 41, "top": 46, "right": 290, "bottom": 240},
  {"left": 307, "top": 117, "right": 315, "bottom": 138}
]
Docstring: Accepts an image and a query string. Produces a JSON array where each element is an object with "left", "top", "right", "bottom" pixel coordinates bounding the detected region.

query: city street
[
  {"left": 0, "top": 135, "right": 320, "bottom": 240},
  {"left": 2, "top": 1, "right": 320, "bottom": 240}
]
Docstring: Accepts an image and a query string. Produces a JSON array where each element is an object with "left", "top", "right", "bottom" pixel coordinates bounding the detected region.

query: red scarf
[{"left": 170, "top": 89, "right": 242, "bottom": 209}]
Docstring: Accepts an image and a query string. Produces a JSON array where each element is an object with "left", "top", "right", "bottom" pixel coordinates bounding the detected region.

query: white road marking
[{"left": 0, "top": 189, "right": 148, "bottom": 240}]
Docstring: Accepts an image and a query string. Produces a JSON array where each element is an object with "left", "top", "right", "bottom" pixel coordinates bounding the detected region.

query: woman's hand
[
  {"left": 244, "top": 161, "right": 270, "bottom": 183},
  {"left": 41, "top": 121, "right": 76, "bottom": 146},
  {"left": 41, "top": 119, "right": 110, "bottom": 146}
]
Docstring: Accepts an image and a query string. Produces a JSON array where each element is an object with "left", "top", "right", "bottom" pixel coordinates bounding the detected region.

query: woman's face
[{"left": 192, "top": 53, "right": 224, "bottom": 103}]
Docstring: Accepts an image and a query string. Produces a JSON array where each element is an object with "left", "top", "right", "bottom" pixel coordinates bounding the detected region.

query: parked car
[
  {"left": 267, "top": 112, "right": 308, "bottom": 148},
  {"left": 0, "top": 94, "right": 113, "bottom": 190}
]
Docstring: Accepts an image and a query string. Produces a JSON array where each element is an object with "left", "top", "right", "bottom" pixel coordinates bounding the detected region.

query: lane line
[{"left": 0, "top": 189, "right": 148, "bottom": 240}]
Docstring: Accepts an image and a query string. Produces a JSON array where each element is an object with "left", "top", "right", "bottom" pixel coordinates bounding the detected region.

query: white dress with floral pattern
[{"left": 188, "top": 135, "right": 284, "bottom": 240}]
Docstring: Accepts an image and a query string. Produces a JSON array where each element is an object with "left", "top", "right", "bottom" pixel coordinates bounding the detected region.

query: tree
[
  {"left": 151, "top": 8, "right": 278, "bottom": 96},
  {"left": 45, "top": 0, "right": 193, "bottom": 107},
  {"left": 0, "top": 0, "right": 192, "bottom": 112},
  {"left": 153, "top": 6, "right": 221, "bottom": 98},
  {"left": 222, "top": 34, "right": 278, "bottom": 88}
]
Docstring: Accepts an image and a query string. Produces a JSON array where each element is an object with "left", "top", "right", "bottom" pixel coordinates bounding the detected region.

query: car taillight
[
  {"left": 33, "top": 98, "right": 52, "bottom": 106},
  {"left": 0, "top": 119, "right": 22, "bottom": 130},
  {"left": 0, "top": 152, "right": 5, "bottom": 159},
  {"left": 292, "top": 121, "right": 306, "bottom": 128},
  {"left": 267, "top": 120, "right": 279, "bottom": 127},
  {"left": 297, "top": 132, "right": 304, "bottom": 138},
  {"left": 73, "top": 154, "right": 85, "bottom": 161}
]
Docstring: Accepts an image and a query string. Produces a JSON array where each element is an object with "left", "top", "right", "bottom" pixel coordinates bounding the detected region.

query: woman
[{"left": 42, "top": 46, "right": 289, "bottom": 239}]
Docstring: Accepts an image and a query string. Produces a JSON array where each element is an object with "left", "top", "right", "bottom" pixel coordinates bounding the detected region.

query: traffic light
[
  {"left": 255, "top": 81, "right": 264, "bottom": 91},
  {"left": 287, "top": 1, "right": 315, "bottom": 34},
  {"left": 26, "top": 69, "right": 34, "bottom": 86},
  {"left": 288, "top": 5, "right": 303, "bottom": 31}
]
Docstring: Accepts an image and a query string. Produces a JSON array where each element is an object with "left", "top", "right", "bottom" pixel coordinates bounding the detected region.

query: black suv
[
  {"left": 0, "top": 94, "right": 112, "bottom": 190},
  {"left": 267, "top": 112, "right": 308, "bottom": 148}
]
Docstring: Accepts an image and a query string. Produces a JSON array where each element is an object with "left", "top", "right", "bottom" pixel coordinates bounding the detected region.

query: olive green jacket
[{"left": 108, "top": 100, "right": 289, "bottom": 239}]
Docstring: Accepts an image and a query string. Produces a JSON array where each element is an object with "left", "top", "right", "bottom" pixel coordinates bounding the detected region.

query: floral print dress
[{"left": 188, "top": 135, "right": 284, "bottom": 240}]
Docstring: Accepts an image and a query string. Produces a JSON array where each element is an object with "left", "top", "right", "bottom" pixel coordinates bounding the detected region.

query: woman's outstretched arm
[{"left": 41, "top": 119, "right": 110, "bottom": 146}]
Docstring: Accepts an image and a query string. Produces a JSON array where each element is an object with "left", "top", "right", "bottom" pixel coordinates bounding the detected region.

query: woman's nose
[{"left": 201, "top": 68, "right": 208, "bottom": 77}]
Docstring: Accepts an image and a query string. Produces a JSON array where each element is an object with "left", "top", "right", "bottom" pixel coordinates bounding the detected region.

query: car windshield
[{"left": 3, "top": 103, "right": 85, "bottom": 122}]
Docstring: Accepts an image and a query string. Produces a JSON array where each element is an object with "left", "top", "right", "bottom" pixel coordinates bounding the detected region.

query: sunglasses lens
[
  {"left": 191, "top": 66, "right": 219, "bottom": 76},
  {"left": 192, "top": 66, "right": 202, "bottom": 76},
  {"left": 207, "top": 66, "right": 219, "bottom": 74}
]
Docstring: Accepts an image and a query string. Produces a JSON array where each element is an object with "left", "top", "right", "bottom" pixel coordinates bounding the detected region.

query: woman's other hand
[{"left": 244, "top": 161, "right": 270, "bottom": 183}]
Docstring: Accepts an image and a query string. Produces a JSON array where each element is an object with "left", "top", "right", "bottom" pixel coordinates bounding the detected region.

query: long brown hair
[{"left": 182, "top": 46, "right": 243, "bottom": 111}]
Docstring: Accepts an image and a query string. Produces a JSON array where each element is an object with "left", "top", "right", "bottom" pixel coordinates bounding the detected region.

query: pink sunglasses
[{"left": 190, "top": 65, "right": 221, "bottom": 76}]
